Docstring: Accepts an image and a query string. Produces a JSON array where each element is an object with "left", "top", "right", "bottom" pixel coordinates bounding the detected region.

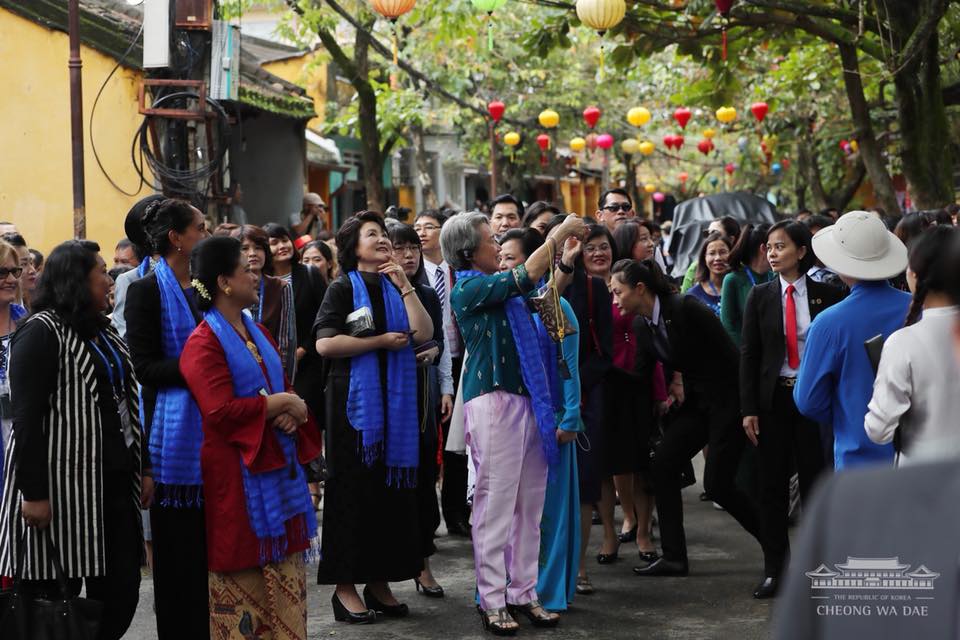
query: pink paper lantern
[{"left": 596, "top": 133, "right": 614, "bottom": 150}]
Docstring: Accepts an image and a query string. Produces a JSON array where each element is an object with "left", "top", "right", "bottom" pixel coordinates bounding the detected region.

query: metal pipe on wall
[{"left": 68, "top": 0, "right": 86, "bottom": 238}]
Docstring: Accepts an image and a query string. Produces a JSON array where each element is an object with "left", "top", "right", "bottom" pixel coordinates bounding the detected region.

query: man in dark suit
[{"left": 740, "top": 220, "right": 846, "bottom": 599}]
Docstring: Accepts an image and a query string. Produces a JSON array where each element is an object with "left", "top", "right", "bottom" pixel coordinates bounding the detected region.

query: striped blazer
[{"left": 0, "top": 311, "right": 143, "bottom": 579}]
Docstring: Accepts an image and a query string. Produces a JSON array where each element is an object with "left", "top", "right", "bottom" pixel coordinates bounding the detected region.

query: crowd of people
[{"left": 0, "top": 191, "right": 959, "bottom": 640}]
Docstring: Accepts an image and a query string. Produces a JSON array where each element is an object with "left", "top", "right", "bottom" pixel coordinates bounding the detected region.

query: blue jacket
[{"left": 794, "top": 281, "right": 910, "bottom": 470}]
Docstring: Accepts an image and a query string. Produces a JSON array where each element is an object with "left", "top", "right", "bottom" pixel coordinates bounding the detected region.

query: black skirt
[{"left": 603, "top": 367, "right": 654, "bottom": 476}]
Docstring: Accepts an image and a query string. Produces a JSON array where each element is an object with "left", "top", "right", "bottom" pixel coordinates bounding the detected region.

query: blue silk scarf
[
  {"left": 456, "top": 270, "right": 559, "bottom": 468},
  {"left": 148, "top": 258, "right": 204, "bottom": 507},
  {"left": 204, "top": 308, "right": 317, "bottom": 565},
  {"left": 346, "top": 271, "right": 419, "bottom": 487}
]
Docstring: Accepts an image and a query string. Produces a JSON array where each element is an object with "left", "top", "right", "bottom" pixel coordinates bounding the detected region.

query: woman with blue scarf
[
  {"left": 125, "top": 198, "right": 210, "bottom": 639},
  {"left": 314, "top": 211, "right": 434, "bottom": 624},
  {"left": 441, "top": 212, "right": 584, "bottom": 635},
  {"left": 180, "top": 236, "right": 321, "bottom": 639},
  {"left": 498, "top": 229, "right": 583, "bottom": 613}
]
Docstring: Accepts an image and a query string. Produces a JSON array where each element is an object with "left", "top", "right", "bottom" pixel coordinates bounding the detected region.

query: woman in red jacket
[{"left": 180, "top": 236, "right": 321, "bottom": 640}]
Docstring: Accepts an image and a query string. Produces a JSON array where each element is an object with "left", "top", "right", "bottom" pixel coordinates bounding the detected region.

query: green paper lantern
[{"left": 471, "top": 0, "right": 508, "bottom": 13}]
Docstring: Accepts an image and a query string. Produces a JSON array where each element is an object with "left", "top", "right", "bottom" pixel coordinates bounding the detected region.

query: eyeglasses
[
  {"left": 414, "top": 224, "right": 441, "bottom": 233},
  {"left": 0, "top": 267, "right": 23, "bottom": 280},
  {"left": 583, "top": 244, "right": 611, "bottom": 255},
  {"left": 602, "top": 203, "right": 633, "bottom": 213},
  {"left": 392, "top": 244, "right": 422, "bottom": 255}
]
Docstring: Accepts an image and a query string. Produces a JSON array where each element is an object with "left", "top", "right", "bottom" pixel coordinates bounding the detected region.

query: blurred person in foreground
[{"left": 773, "top": 231, "right": 960, "bottom": 640}]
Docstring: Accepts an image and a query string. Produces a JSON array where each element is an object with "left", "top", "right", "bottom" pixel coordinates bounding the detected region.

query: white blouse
[{"left": 865, "top": 307, "right": 960, "bottom": 464}]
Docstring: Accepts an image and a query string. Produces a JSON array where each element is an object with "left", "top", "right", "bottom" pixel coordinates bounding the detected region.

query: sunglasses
[
  {"left": 0, "top": 267, "right": 23, "bottom": 280},
  {"left": 602, "top": 203, "right": 633, "bottom": 213}
]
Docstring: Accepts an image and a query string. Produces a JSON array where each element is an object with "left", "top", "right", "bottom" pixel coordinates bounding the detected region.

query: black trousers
[
  {"left": 151, "top": 504, "right": 209, "bottom": 640},
  {"left": 652, "top": 392, "right": 761, "bottom": 564},
  {"left": 441, "top": 355, "right": 470, "bottom": 527},
  {"left": 758, "top": 383, "right": 825, "bottom": 577},
  {"left": 21, "top": 488, "right": 141, "bottom": 640}
]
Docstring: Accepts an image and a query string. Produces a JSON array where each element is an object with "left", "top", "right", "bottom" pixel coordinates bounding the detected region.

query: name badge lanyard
[{"left": 87, "top": 332, "right": 126, "bottom": 409}]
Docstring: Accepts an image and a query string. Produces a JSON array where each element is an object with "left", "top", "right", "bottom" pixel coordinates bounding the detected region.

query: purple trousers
[{"left": 465, "top": 391, "right": 548, "bottom": 610}]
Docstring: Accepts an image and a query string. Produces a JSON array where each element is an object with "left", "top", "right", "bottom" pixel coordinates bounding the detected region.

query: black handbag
[{"left": 0, "top": 528, "right": 103, "bottom": 640}]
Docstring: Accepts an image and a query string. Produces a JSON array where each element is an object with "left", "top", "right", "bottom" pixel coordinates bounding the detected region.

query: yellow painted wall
[
  {"left": 263, "top": 54, "right": 326, "bottom": 132},
  {"left": 0, "top": 10, "right": 154, "bottom": 255}
]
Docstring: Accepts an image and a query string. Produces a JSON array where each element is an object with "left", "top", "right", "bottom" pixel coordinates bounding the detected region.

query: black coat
[
  {"left": 290, "top": 263, "right": 327, "bottom": 413},
  {"left": 562, "top": 267, "right": 613, "bottom": 393},
  {"left": 739, "top": 276, "right": 844, "bottom": 416},
  {"left": 632, "top": 293, "right": 740, "bottom": 401},
  {"left": 125, "top": 272, "right": 202, "bottom": 432}
]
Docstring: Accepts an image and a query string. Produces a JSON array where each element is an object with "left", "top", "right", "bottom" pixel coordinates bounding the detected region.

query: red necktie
[{"left": 785, "top": 284, "right": 800, "bottom": 369}]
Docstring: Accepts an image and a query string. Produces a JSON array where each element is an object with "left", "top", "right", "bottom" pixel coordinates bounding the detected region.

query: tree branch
[
  {"left": 895, "top": 0, "right": 949, "bottom": 72},
  {"left": 322, "top": 0, "right": 533, "bottom": 127}
]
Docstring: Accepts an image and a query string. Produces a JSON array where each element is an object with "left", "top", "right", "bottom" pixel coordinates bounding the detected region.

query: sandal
[
  {"left": 507, "top": 600, "right": 560, "bottom": 628},
  {"left": 575, "top": 575, "right": 595, "bottom": 595},
  {"left": 478, "top": 606, "right": 519, "bottom": 636}
]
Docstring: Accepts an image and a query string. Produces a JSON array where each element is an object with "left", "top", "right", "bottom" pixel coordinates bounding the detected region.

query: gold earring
[{"left": 224, "top": 287, "right": 233, "bottom": 296}]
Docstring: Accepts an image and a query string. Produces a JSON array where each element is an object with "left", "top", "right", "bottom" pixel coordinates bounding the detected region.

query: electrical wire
[
  {"left": 135, "top": 91, "right": 231, "bottom": 194},
  {"left": 90, "top": 23, "right": 145, "bottom": 197}
]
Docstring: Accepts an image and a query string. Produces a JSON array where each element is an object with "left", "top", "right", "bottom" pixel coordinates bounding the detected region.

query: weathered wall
[{"left": 0, "top": 9, "right": 153, "bottom": 254}]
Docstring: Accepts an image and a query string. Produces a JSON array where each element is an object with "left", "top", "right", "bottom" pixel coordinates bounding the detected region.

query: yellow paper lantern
[
  {"left": 539, "top": 109, "right": 560, "bottom": 129},
  {"left": 621, "top": 139, "right": 640, "bottom": 155},
  {"left": 575, "top": 0, "right": 627, "bottom": 34},
  {"left": 504, "top": 132, "right": 521, "bottom": 147},
  {"left": 370, "top": 0, "right": 416, "bottom": 19},
  {"left": 644, "top": 183, "right": 656, "bottom": 194},
  {"left": 569, "top": 137, "right": 587, "bottom": 153},
  {"left": 716, "top": 106, "right": 737, "bottom": 124},
  {"left": 703, "top": 128, "right": 717, "bottom": 139},
  {"left": 627, "top": 107, "right": 652, "bottom": 127},
  {"left": 850, "top": 139, "right": 859, "bottom": 153},
  {"left": 638, "top": 140, "right": 655, "bottom": 156}
]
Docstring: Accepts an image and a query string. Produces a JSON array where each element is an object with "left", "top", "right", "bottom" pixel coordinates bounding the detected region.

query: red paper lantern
[
  {"left": 782, "top": 157, "right": 791, "bottom": 169},
  {"left": 673, "top": 107, "right": 692, "bottom": 130},
  {"left": 586, "top": 133, "right": 599, "bottom": 151},
  {"left": 725, "top": 162, "right": 736, "bottom": 175},
  {"left": 583, "top": 106, "right": 601, "bottom": 129},
  {"left": 488, "top": 101, "right": 505, "bottom": 123},
  {"left": 750, "top": 102, "right": 769, "bottom": 123},
  {"left": 536, "top": 134, "right": 551, "bottom": 151},
  {"left": 715, "top": 0, "right": 734, "bottom": 61},
  {"left": 679, "top": 171, "right": 689, "bottom": 183},
  {"left": 674, "top": 134, "right": 685, "bottom": 150},
  {"left": 715, "top": 0, "right": 734, "bottom": 13},
  {"left": 697, "top": 139, "right": 713, "bottom": 155},
  {"left": 662, "top": 134, "right": 675, "bottom": 149}
]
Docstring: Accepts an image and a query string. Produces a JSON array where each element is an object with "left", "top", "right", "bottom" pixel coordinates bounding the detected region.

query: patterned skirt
[{"left": 209, "top": 554, "right": 307, "bottom": 640}]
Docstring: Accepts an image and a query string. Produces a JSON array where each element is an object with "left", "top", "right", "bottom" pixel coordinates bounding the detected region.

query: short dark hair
[
  {"left": 301, "top": 240, "right": 334, "bottom": 282},
  {"left": 611, "top": 258, "right": 674, "bottom": 297},
  {"left": 232, "top": 225, "right": 274, "bottom": 274},
  {"left": 894, "top": 212, "right": 932, "bottom": 246},
  {"left": 262, "top": 222, "right": 300, "bottom": 266},
  {"left": 490, "top": 194, "right": 521, "bottom": 212},
  {"left": 142, "top": 198, "right": 196, "bottom": 256},
  {"left": 804, "top": 215, "right": 834, "bottom": 234},
  {"left": 415, "top": 209, "right": 447, "bottom": 226},
  {"left": 767, "top": 220, "right": 816, "bottom": 274},
  {"left": 728, "top": 223, "right": 770, "bottom": 270},
  {"left": 28, "top": 248, "right": 43, "bottom": 270},
  {"left": 522, "top": 202, "right": 561, "bottom": 230},
  {"left": 499, "top": 227, "right": 544, "bottom": 261},
  {"left": 1, "top": 233, "right": 26, "bottom": 249},
  {"left": 190, "top": 236, "right": 243, "bottom": 312},
  {"left": 696, "top": 231, "right": 733, "bottom": 282},
  {"left": 542, "top": 213, "right": 570, "bottom": 238},
  {"left": 715, "top": 215, "right": 742, "bottom": 241},
  {"left": 577, "top": 224, "right": 618, "bottom": 270},
  {"left": 598, "top": 188, "right": 631, "bottom": 211},
  {"left": 115, "top": 237, "right": 141, "bottom": 261},
  {"left": 213, "top": 222, "right": 240, "bottom": 237},
  {"left": 336, "top": 211, "right": 388, "bottom": 273},
  {"left": 31, "top": 240, "right": 107, "bottom": 339},
  {"left": 388, "top": 222, "right": 424, "bottom": 281}
]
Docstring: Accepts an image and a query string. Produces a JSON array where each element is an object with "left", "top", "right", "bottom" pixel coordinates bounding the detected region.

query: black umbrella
[{"left": 667, "top": 192, "right": 778, "bottom": 278}]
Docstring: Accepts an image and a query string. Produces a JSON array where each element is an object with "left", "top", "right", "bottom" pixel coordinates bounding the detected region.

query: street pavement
[{"left": 127, "top": 461, "right": 774, "bottom": 639}]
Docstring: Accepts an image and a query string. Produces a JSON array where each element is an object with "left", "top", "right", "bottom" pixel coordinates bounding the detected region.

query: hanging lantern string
[
  {"left": 487, "top": 12, "right": 494, "bottom": 50},
  {"left": 599, "top": 40, "right": 605, "bottom": 81}
]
